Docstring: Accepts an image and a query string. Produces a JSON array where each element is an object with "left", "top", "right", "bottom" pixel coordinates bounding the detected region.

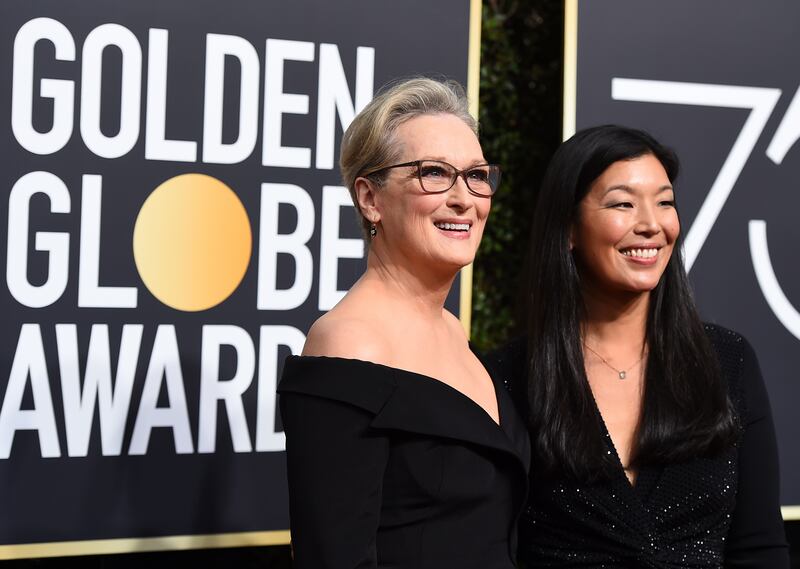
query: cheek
[
  {"left": 413, "top": 193, "right": 447, "bottom": 215},
  {"left": 605, "top": 217, "right": 631, "bottom": 243},
  {"left": 380, "top": 195, "right": 435, "bottom": 232},
  {"left": 374, "top": 190, "right": 399, "bottom": 219},
  {"left": 472, "top": 218, "right": 487, "bottom": 241},
  {"left": 476, "top": 198, "right": 492, "bottom": 219},
  {"left": 579, "top": 216, "right": 628, "bottom": 251},
  {"left": 473, "top": 203, "right": 491, "bottom": 232},
  {"left": 666, "top": 215, "right": 680, "bottom": 243}
]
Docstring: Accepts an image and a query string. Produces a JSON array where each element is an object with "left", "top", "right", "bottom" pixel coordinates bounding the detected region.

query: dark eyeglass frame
[{"left": 362, "top": 159, "right": 501, "bottom": 198}]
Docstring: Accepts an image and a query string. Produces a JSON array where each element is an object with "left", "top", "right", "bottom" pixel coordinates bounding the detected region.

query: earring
[{"left": 369, "top": 223, "right": 377, "bottom": 238}]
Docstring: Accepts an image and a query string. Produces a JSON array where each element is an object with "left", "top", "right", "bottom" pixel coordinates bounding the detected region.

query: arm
[
  {"left": 282, "top": 391, "right": 389, "bottom": 569},
  {"left": 486, "top": 336, "right": 528, "bottom": 408},
  {"left": 724, "top": 338, "right": 789, "bottom": 568}
]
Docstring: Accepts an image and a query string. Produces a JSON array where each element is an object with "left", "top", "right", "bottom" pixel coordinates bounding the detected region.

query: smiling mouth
[
  {"left": 619, "top": 247, "right": 660, "bottom": 259},
  {"left": 434, "top": 222, "right": 470, "bottom": 233}
]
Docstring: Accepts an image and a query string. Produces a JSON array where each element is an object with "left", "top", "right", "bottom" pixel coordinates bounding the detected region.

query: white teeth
[
  {"left": 435, "top": 222, "right": 469, "bottom": 231},
  {"left": 621, "top": 248, "right": 658, "bottom": 259}
]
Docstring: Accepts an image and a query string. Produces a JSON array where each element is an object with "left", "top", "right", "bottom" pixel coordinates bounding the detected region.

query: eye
[
  {"left": 419, "top": 164, "right": 449, "bottom": 179},
  {"left": 609, "top": 201, "right": 633, "bottom": 209},
  {"left": 659, "top": 200, "right": 675, "bottom": 207},
  {"left": 466, "top": 168, "right": 490, "bottom": 182}
]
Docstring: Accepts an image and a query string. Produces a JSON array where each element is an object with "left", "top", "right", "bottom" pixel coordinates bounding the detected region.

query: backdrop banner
[
  {"left": 0, "top": 0, "right": 472, "bottom": 555},
  {"left": 570, "top": 0, "right": 800, "bottom": 511}
]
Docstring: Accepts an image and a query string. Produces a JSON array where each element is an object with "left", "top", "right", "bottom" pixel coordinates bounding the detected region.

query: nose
[
  {"left": 633, "top": 203, "right": 660, "bottom": 236},
  {"left": 445, "top": 175, "right": 473, "bottom": 211}
]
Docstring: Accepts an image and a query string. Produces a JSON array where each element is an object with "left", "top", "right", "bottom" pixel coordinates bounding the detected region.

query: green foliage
[{"left": 471, "top": 0, "right": 564, "bottom": 351}]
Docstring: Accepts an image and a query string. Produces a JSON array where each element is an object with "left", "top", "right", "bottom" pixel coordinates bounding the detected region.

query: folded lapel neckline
[{"left": 280, "top": 353, "right": 530, "bottom": 473}]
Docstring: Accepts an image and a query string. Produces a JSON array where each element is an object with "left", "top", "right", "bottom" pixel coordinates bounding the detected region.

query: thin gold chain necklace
[{"left": 583, "top": 342, "right": 647, "bottom": 380}]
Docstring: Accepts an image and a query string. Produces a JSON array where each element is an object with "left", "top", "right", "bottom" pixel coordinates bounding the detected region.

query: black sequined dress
[{"left": 498, "top": 325, "right": 789, "bottom": 568}]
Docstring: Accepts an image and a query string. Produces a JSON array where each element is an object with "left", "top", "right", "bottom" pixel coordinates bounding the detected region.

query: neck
[
  {"left": 581, "top": 284, "right": 650, "bottom": 347},
  {"left": 361, "top": 244, "right": 457, "bottom": 320}
]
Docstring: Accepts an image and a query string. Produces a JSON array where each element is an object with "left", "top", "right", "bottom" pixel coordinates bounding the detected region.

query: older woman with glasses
[{"left": 277, "top": 78, "right": 530, "bottom": 569}]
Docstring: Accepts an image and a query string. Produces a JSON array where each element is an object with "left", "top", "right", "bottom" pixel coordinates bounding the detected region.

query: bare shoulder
[{"left": 302, "top": 311, "right": 392, "bottom": 362}]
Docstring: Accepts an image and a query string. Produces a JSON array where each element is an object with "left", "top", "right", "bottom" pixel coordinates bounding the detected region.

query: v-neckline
[
  {"left": 586, "top": 395, "right": 664, "bottom": 507},
  {"left": 386, "top": 362, "right": 503, "bottom": 428},
  {"left": 297, "top": 346, "right": 505, "bottom": 430},
  {"left": 280, "top": 352, "right": 531, "bottom": 475},
  {"left": 586, "top": 389, "right": 640, "bottom": 490}
]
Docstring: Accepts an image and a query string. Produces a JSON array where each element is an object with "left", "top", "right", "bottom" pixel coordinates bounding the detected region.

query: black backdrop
[
  {"left": 0, "top": 0, "right": 472, "bottom": 560},
  {"left": 572, "top": 0, "right": 800, "bottom": 513}
]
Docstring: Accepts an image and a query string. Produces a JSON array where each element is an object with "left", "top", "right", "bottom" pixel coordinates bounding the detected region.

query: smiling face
[
  {"left": 572, "top": 153, "right": 680, "bottom": 297},
  {"left": 366, "top": 113, "right": 492, "bottom": 272}
]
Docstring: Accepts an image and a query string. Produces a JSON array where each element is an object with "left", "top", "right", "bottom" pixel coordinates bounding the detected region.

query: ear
[{"left": 355, "top": 177, "right": 381, "bottom": 223}]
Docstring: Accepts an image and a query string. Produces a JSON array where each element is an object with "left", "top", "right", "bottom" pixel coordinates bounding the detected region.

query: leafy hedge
[{"left": 472, "top": 0, "right": 564, "bottom": 351}]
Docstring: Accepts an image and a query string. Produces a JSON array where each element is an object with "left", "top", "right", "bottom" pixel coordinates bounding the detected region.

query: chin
[
  {"left": 434, "top": 253, "right": 474, "bottom": 272},
  {"left": 446, "top": 256, "right": 474, "bottom": 270},
  {"left": 436, "top": 243, "right": 478, "bottom": 265},
  {"left": 622, "top": 280, "right": 662, "bottom": 294}
]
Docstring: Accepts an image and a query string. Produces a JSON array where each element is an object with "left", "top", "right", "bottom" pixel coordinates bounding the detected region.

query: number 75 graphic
[{"left": 613, "top": 78, "right": 800, "bottom": 341}]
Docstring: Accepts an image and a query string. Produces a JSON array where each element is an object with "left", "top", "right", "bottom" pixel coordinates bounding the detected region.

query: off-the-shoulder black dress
[
  {"left": 278, "top": 352, "right": 531, "bottom": 569},
  {"left": 497, "top": 325, "right": 789, "bottom": 568}
]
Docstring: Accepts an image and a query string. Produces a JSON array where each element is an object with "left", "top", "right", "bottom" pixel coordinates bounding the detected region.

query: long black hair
[{"left": 526, "top": 125, "right": 736, "bottom": 481}]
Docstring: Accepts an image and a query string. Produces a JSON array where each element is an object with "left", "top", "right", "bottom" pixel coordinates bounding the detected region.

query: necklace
[{"left": 583, "top": 342, "right": 646, "bottom": 380}]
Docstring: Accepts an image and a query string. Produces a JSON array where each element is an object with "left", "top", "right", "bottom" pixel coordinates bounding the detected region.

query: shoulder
[
  {"left": 486, "top": 336, "right": 527, "bottom": 377},
  {"left": 302, "top": 311, "right": 392, "bottom": 362},
  {"left": 703, "top": 322, "right": 748, "bottom": 352},
  {"left": 279, "top": 312, "right": 397, "bottom": 413},
  {"left": 485, "top": 336, "right": 529, "bottom": 406},
  {"left": 702, "top": 322, "right": 758, "bottom": 375},
  {"left": 702, "top": 323, "right": 766, "bottom": 419},
  {"left": 279, "top": 354, "right": 397, "bottom": 416}
]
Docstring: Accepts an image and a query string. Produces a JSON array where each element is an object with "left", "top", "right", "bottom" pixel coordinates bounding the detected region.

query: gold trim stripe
[
  {"left": 562, "top": 0, "right": 578, "bottom": 141},
  {"left": 0, "top": 530, "right": 291, "bottom": 561},
  {"left": 782, "top": 505, "right": 800, "bottom": 521},
  {"left": 467, "top": 0, "right": 482, "bottom": 121},
  {"left": 460, "top": 0, "right": 483, "bottom": 337},
  {"left": 459, "top": 264, "right": 474, "bottom": 337}
]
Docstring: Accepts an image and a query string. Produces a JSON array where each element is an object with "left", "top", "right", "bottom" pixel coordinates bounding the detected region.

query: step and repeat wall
[
  {"left": 568, "top": 0, "right": 800, "bottom": 514},
  {"left": 0, "top": 0, "right": 475, "bottom": 558}
]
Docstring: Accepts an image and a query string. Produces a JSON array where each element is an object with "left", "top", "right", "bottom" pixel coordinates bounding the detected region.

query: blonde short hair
[{"left": 339, "top": 77, "right": 477, "bottom": 238}]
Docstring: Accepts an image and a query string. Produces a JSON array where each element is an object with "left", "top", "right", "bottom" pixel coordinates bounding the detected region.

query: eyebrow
[
  {"left": 421, "top": 156, "right": 488, "bottom": 168},
  {"left": 602, "top": 184, "right": 674, "bottom": 196}
]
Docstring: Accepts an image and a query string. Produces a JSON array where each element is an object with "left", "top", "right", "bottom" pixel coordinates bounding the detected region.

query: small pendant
[{"left": 618, "top": 371, "right": 626, "bottom": 379}]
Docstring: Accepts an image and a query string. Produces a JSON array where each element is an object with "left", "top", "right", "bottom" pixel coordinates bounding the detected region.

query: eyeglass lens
[{"left": 417, "top": 160, "right": 499, "bottom": 195}]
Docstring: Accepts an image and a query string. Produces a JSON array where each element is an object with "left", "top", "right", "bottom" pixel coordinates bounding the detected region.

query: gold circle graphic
[{"left": 133, "top": 173, "right": 252, "bottom": 311}]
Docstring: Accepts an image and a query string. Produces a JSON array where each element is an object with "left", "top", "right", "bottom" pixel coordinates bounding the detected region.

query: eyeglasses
[{"left": 363, "top": 160, "right": 501, "bottom": 197}]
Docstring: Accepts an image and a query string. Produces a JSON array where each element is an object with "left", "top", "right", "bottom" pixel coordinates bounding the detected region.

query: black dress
[
  {"left": 498, "top": 325, "right": 789, "bottom": 568},
  {"left": 278, "top": 351, "right": 531, "bottom": 569}
]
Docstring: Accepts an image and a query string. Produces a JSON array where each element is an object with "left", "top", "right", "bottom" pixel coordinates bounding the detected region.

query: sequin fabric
[{"left": 502, "top": 326, "right": 748, "bottom": 568}]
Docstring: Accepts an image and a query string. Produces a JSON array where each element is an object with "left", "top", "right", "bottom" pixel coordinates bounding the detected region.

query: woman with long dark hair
[{"left": 504, "top": 125, "right": 788, "bottom": 567}]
